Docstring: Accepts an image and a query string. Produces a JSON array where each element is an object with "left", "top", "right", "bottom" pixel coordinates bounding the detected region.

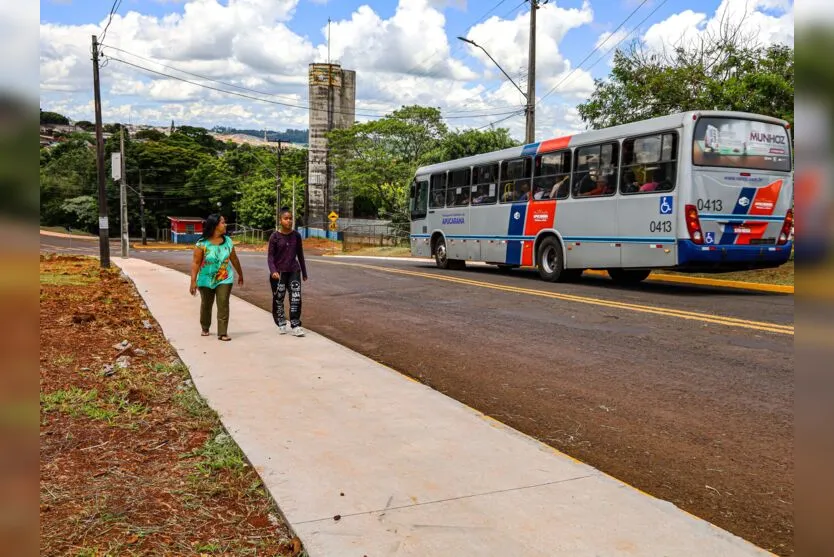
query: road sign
[
  {"left": 328, "top": 211, "right": 339, "bottom": 222},
  {"left": 328, "top": 222, "right": 338, "bottom": 231}
]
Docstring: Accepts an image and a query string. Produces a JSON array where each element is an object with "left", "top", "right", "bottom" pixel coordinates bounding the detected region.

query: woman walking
[
  {"left": 189, "top": 214, "right": 244, "bottom": 341},
  {"left": 268, "top": 207, "right": 308, "bottom": 337}
]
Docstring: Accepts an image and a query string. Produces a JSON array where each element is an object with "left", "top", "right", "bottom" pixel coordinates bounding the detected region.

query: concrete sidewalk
[{"left": 116, "top": 257, "right": 772, "bottom": 557}]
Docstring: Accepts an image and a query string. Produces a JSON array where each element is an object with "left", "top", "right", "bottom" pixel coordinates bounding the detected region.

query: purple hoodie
[{"left": 267, "top": 230, "right": 308, "bottom": 279}]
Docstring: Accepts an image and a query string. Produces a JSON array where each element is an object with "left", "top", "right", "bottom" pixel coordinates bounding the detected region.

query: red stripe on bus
[
  {"left": 748, "top": 179, "right": 783, "bottom": 216},
  {"left": 537, "top": 135, "right": 572, "bottom": 153},
  {"left": 522, "top": 200, "right": 557, "bottom": 266}
]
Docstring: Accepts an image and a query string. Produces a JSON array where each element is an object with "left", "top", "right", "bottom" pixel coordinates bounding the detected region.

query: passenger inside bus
[
  {"left": 548, "top": 175, "right": 570, "bottom": 198},
  {"left": 516, "top": 183, "right": 531, "bottom": 201},
  {"left": 502, "top": 182, "right": 515, "bottom": 202}
]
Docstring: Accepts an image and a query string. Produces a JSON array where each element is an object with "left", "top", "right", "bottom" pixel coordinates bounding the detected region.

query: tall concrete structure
[{"left": 307, "top": 63, "right": 356, "bottom": 226}]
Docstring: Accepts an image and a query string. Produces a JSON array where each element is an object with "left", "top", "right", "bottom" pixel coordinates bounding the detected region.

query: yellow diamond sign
[{"left": 328, "top": 211, "right": 339, "bottom": 222}]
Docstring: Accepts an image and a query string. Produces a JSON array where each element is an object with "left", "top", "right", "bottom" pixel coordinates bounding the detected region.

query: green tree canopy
[
  {"left": 425, "top": 128, "right": 519, "bottom": 165},
  {"left": 577, "top": 28, "right": 794, "bottom": 130},
  {"left": 40, "top": 110, "right": 69, "bottom": 125}
]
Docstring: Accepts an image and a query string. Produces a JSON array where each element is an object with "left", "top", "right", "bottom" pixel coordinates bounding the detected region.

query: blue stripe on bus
[
  {"left": 699, "top": 214, "right": 785, "bottom": 222},
  {"left": 505, "top": 203, "right": 528, "bottom": 264},
  {"left": 521, "top": 143, "right": 540, "bottom": 157},
  {"left": 410, "top": 234, "right": 677, "bottom": 244},
  {"left": 732, "top": 187, "right": 757, "bottom": 215}
]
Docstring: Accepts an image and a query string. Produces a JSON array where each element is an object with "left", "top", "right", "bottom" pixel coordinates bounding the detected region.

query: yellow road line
[
  {"left": 583, "top": 269, "right": 794, "bottom": 294},
  {"left": 315, "top": 259, "right": 793, "bottom": 336}
]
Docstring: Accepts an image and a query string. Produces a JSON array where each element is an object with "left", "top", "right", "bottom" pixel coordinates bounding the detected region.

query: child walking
[{"left": 268, "top": 207, "right": 308, "bottom": 337}]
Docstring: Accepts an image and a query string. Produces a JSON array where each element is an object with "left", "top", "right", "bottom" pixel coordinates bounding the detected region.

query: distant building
[
  {"left": 307, "top": 63, "right": 356, "bottom": 226},
  {"left": 167, "top": 216, "right": 204, "bottom": 244}
]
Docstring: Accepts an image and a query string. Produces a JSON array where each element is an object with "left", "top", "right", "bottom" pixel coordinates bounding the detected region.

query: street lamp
[
  {"left": 458, "top": 0, "right": 544, "bottom": 143},
  {"left": 457, "top": 37, "right": 527, "bottom": 100}
]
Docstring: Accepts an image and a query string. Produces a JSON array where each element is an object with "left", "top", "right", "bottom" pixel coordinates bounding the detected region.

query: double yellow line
[{"left": 316, "top": 259, "right": 794, "bottom": 336}]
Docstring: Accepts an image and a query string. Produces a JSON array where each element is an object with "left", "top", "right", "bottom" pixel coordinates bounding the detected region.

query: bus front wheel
[
  {"left": 536, "top": 237, "right": 566, "bottom": 282},
  {"left": 608, "top": 268, "right": 651, "bottom": 285},
  {"left": 434, "top": 237, "right": 450, "bottom": 269}
]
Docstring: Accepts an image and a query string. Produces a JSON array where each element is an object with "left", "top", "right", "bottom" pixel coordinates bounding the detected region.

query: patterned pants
[{"left": 270, "top": 271, "right": 302, "bottom": 329}]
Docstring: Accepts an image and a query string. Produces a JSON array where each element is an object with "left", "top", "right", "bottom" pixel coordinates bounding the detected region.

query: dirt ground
[{"left": 39, "top": 255, "right": 303, "bottom": 557}]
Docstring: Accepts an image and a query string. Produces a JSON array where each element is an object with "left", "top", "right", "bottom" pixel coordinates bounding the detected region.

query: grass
[
  {"left": 661, "top": 260, "right": 794, "bottom": 286},
  {"left": 41, "top": 386, "right": 147, "bottom": 424},
  {"left": 187, "top": 429, "right": 249, "bottom": 476}
]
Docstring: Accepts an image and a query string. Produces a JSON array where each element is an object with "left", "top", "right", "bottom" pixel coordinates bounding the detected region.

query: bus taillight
[
  {"left": 778, "top": 208, "right": 793, "bottom": 245},
  {"left": 685, "top": 204, "right": 703, "bottom": 244}
]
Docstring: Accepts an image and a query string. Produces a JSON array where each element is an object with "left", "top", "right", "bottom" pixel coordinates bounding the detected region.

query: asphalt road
[{"left": 41, "top": 234, "right": 795, "bottom": 555}]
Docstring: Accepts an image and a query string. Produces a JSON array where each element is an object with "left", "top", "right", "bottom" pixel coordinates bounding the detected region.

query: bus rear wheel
[
  {"left": 536, "top": 237, "right": 567, "bottom": 282},
  {"left": 608, "top": 268, "right": 651, "bottom": 285}
]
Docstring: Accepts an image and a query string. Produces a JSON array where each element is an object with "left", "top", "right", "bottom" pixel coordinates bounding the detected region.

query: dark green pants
[{"left": 199, "top": 283, "right": 232, "bottom": 336}]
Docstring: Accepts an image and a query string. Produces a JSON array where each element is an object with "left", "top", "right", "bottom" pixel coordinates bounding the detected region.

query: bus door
[
  {"left": 689, "top": 117, "right": 793, "bottom": 249},
  {"left": 617, "top": 132, "right": 680, "bottom": 268},
  {"left": 409, "top": 177, "right": 430, "bottom": 258}
]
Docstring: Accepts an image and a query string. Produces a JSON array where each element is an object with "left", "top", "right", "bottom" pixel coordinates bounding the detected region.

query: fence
[
  {"left": 229, "top": 225, "right": 270, "bottom": 244},
  {"left": 342, "top": 222, "right": 410, "bottom": 253}
]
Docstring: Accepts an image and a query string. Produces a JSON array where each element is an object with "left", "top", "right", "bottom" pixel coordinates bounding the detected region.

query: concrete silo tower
[{"left": 306, "top": 63, "right": 356, "bottom": 226}]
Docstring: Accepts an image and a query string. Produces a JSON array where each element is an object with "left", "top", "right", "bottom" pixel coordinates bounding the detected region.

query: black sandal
[
  {"left": 201, "top": 330, "right": 210, "bottom": 336},
  {"left": 218, "top": 335, "right": 232, "bottom": 341}
]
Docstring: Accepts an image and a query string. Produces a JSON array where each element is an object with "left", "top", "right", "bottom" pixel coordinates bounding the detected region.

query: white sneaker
[
  {"left": 291, "top": 327, "right": 305, "bottom": 337},
  {"left": 278, "top": 325, "right": 288, "bottom": 335}
]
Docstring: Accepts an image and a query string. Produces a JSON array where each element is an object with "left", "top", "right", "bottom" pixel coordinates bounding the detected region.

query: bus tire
[
  {"left": 536, "top": 237, "right": 566, "bottom": 282},
  {"left": 434, "top": 237, "right": 450, "bottom": 269},
  {"left": 608, "top": 269, "right": 651, "bottom": 284}
]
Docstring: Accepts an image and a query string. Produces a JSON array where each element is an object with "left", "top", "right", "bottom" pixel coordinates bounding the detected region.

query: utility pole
[
  {"left": 119, "top": 127, "right": 129, "bottom": 258},
  {"left": 275, "top": 139, "right": 283, "bottom": 228},
  {"left": 91, "top": 35, "right": 110, "bottom": 268},
  {"left": 139, "top": 169, "right": 147, "bottom": 245},
  {"left": 525, "top": 0, "right": 541, "bottom": 144}
]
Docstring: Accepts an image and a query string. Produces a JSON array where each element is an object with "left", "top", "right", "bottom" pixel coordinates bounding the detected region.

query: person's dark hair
[
  {"left": 201, "top": 213, "right": 226, "bottom": 240},
  {"left": 279, "top": 206, "right": 292, "bottom": 216}
]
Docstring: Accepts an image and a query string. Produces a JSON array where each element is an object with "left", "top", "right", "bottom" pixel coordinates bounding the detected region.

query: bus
[{"left": 408, "top": 111, "right": 794, "bottom": 283}]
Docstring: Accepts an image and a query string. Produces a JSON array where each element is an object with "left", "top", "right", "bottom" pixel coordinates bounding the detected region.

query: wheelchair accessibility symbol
[
  {"left": 704, "top": 232, "right": 715, "bottom": 245},
  {"left": 659, "top": 196, "right": 673, "bottom": 215}
]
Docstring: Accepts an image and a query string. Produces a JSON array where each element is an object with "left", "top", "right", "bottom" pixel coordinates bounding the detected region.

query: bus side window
[
  {"left": 472, "top": 164, "right": 498, "bottom": 205},
  {"left": 429, "top": 173, "right": 446, "bottom": 208},
  {"left": 500, "top": 158, "right": 532, "bottom": 203},
  {"left": 573, "top": 143, "right": 617, "bottom": 198},
  {"left": 533, "top": 150, "right": 571, "bottom": 200},
  {"left": 620, "top": 132, "right": 678, "bottom": 195}
]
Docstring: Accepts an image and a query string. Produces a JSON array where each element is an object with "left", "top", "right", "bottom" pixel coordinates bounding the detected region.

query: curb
[{"left": 328, "top": 255, "right": 793, "bottom": 294}]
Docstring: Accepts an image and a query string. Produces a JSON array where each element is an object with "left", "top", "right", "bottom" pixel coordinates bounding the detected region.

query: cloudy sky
[{"left": 38, "top": 0, "right": 794, "bottom": 140}]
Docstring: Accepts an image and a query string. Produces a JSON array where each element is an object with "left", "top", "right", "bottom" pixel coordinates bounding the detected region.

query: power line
[
  {"left": 105, "top": 55, "right": 524, "bottom": 120},
  {"left": 537, "top": 0, "right": 661, "bottom": 105},
  {"left": 475, "top": 109, "right": 525, "bottom": 130},
  {"left": 99, "top": 0, "right": 123, "bottom": 44},
  {"left": 100, "top": 44, "right": 304, "bottom": 104}
]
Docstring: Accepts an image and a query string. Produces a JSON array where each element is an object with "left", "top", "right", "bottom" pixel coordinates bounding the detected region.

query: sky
[{"left": 38, "top": 0, "right": 795, "bottom": 141}]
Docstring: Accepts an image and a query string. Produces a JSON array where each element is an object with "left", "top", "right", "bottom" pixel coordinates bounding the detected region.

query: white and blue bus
[{"left": 409, "top": 111, "right": 794, "bottom": 283}]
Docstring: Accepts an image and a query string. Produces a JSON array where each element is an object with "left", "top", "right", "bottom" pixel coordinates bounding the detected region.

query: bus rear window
[{"left": 693, "top": 117, "right": 791, "bottom": 172}]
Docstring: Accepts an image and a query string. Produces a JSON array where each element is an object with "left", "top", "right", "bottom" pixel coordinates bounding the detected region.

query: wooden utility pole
[
  {"left": 275, "top": 139, "right": 283, "bottom": 228},
  {"left": 139, "top": 170, "right": 147, "bottom": 245},
  {"left": 92, "top": 35, "right": 110, "bottom": 267},
  {"left": 525, "top": 0, "right": 539, "bottom": 144},
  {"left": 119, "top": 127, "right": 129, "bottom": 257}
]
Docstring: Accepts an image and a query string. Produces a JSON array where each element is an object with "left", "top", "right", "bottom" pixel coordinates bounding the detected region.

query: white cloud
[
  {"left": 595, "top": 29, "right": 630, "bottom": 50},
  {"left": 642, "top": 0, "right": 794, "bottom": 52}
]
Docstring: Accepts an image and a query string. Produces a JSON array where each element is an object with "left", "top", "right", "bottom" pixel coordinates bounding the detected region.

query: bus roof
[{"left": 415, "top": 110, "right": 790, "bottom": 176}]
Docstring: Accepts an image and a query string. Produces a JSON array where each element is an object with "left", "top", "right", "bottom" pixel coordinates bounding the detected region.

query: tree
[
  {"left": 425, "top": 128, "right": 518, "bottom": 165},
  {"left": 75, "top": 121, "right": 95, "bottom": 132},
  {"left": 40, "top": 110, "right": 69, "bottom": 125},
  {"left": 234, "top": 177, "right": 276, "bottom": 229},
  {"left": 134, "top": 129, "right": 166, "bottom": 141},
  {"left": 578, "top": 19, "right": 794, "bottom": 130},
  {"left": 61, "top": 195, "right": 98, "bottom": 232},
  {"left": 328, "top": 106, "right": 447, "bottom": 219}
]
